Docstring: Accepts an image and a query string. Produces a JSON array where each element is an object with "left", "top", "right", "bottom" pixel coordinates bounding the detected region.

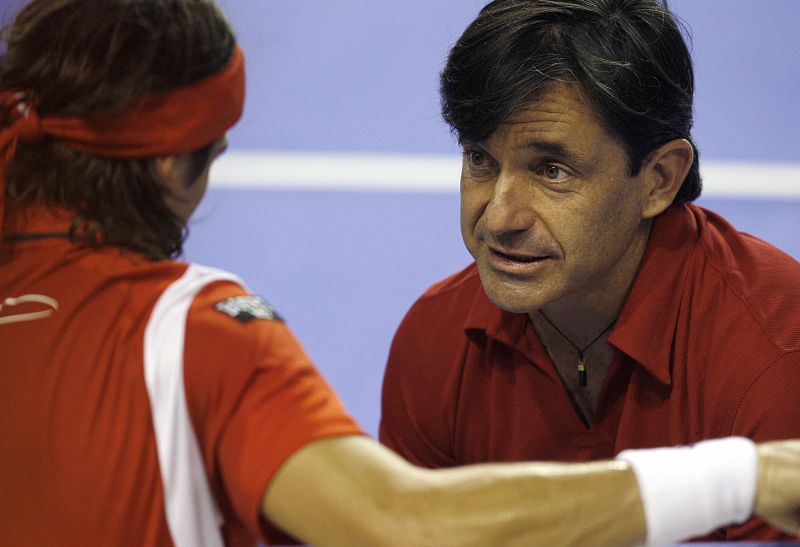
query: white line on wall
[
  {"left": 210, "top": 151, "right": 460, "bottom": 193},
  {"left": 210, "top": 151, "right": 800, "bottom": 199}
]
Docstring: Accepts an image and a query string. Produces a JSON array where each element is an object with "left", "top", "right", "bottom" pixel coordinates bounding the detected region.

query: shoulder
[
  {"left": 402, "top": 262, "right": 482, "bottom": 323},
  {"left": 386, "top": 263, "right": 481, "bottom": 382},
  {"left": 690, "top": 205, "right": 800, "bottom": 352},
  {"left": 693, "top": 205, "right": 800, "bottom": 280},
  {"left": 35, "top": 248, "right": 191, "bottom": 330},
  {"left": 420, "top": 262, "right": 482, "bottom": 300},
  {"left": 184, "top": 272, "right": 304, "bottom": 374},
  {"left": 389, "top": 262, "right": 484, "bottom": 354},
  {"left": 132, "top": 261, "right": 312, "bottom": 402},
  {"left": 180, "top": 268, "right": 322, "bottom": 433}
]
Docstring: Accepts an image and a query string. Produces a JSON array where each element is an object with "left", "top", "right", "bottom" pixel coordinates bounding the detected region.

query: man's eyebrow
[
  {"left": 458, "top": 137, "right": 481, "bottom": 147},
  {"left": 524, "top": 139, "right": 579, "bottom": 159},
  {"left": 461, "top": 138, "right": 588, "bottom": 164}
]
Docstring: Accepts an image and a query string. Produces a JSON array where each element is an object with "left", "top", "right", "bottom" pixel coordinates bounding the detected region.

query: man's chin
[{"left": 481, "top": 278, "right": 544, "bottom": 315}]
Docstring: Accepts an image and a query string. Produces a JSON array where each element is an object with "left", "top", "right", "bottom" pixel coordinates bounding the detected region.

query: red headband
[{"left": 0, "top": 45, "right": 245, "bottom": 235}]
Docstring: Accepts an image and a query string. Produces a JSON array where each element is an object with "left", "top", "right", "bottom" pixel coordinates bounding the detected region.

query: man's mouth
[{"left": 489, "top": 248, "right": 548, "bottom": 263}]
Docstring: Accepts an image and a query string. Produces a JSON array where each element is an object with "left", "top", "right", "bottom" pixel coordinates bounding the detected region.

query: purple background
[{"left": 2, "top": 1, "right": 798, "bottom": 436}]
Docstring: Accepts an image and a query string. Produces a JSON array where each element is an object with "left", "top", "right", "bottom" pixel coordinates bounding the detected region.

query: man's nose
[{"left": 483, "top": 172, "right": 536, "bottom": 236}]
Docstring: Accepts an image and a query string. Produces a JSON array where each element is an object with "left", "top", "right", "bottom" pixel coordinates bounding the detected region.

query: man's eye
[
  {"left": 466, "top": 150, "right": 486, "bottom": 166},
  {"left": 540, "top": 165, "right": 569, "bottom": 182}
]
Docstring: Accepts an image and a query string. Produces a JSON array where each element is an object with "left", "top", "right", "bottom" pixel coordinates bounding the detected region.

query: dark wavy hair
[
  {"left": 441, "top": 0, "right": 701, "bottom": 205},
  {"left": 0, "top": 0, "right": 235, "bottom": 259}
]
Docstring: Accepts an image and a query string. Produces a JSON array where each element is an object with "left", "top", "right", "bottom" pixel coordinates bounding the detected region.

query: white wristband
[{"left": 616, "top": 437, "right": 758, "bottom": 547}]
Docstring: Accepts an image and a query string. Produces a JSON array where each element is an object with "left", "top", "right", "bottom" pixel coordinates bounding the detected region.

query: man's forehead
[{"left": 478, "top": 84, "right": 611, "bottom": 148}]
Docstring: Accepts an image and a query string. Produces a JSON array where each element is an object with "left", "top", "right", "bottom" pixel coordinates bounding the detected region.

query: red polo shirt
[
  {"left": 380, "top": 203, "right": 800, "bottom": 541},
  {"left": 1, "top": 205, "right": 362, "bottom": 546}
]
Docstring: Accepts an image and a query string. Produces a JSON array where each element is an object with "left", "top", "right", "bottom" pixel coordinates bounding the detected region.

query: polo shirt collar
[
  {"left": 461, "top": 205, "right": 702, "bottom": 386},
  {"left": 2, "top": 203, "right": 80, "bottom": 236},
  {"left": 463, "top": 278, "right": 530, "bottom": 349},
  {"left": 608, "top": 204, "right": 701, "bottom": 385}
]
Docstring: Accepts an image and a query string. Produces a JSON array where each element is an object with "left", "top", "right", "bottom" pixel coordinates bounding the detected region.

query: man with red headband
[{"left": 1, "top": 1, "right": 800, "bottom": 546}]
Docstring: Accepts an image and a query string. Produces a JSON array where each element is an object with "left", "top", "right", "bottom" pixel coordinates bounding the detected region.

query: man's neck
[
  {"left": 524, "top": 219, "right": 654, "bottom": 424},
  {"left": 530, "top": 311, "right": 615, "bottom": 426},
  {"left": 528, "top": 218, "right": 654, "bottom": 342}
]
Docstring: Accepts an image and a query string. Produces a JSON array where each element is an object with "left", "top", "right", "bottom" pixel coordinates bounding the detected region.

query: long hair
[{"left": 0, "top": 0, "right": 235, "bottom": 259}]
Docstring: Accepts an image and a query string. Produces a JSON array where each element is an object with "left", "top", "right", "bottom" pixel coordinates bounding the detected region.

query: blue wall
[{"left": 217, "top": 0, "right": 800, "bottom": 162}]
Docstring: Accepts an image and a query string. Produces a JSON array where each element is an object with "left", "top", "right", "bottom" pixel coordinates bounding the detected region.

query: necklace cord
[{"left": 538, "top": 310, "right": 616, "bottom": 388}]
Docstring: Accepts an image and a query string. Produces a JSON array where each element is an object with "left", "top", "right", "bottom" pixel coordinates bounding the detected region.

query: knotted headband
[{"left": 0, "top": 45, "right": 245, "bottom": 235}]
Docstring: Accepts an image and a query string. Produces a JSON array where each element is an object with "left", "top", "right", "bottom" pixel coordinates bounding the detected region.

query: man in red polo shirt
[
  {"left": 4, "top": 1, "right": 800, "bottom": 546},
  {"left": 380, "top": 0, "right": 800, "bottom": 542}
]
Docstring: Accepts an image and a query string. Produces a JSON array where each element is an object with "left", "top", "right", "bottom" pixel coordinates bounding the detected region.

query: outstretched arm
[
  {"left": 262, "top": 435, "right": 645, "bottom": 547},
  {"left": 262, "top": 435, "right": 800, "bottom": 547}
]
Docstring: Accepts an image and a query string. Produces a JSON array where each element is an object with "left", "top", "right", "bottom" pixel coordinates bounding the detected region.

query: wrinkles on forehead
[{"left": 477, "top": 84, "right": 612, "bottom": 167}]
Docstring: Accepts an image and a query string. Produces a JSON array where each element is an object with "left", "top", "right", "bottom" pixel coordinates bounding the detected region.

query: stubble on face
[{"left": 459, "top": 83, "right": 653, "bottom": 322}]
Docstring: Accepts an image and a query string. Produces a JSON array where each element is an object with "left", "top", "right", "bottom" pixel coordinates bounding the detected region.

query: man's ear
[
  {"left": 639, "top": 138, "right": 694, "bottom": 219},
  {"left": 154, "top": 155, "right": 178, "bottom": 185}
]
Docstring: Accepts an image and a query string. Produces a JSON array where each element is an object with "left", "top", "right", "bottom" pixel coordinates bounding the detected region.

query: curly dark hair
[
  {"left": 441, "top": 0, "right": 701, "bottom": 206},
  {"left": 0, "top": 0, "right": 235, "bottom": 259}
]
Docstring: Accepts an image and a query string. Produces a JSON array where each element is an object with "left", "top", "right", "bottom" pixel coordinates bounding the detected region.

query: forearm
[
  {"left": 755, "top": 440, "right": 800, "bottom": 536},
  {"left": 399, "top": 459, "right": 645, "bottom": 547},
  {"left": 263, "top": 436, "right": 800, "bottom": 546},
  {"left": 263, "top": 436, "right": 645, "bottom": 547}
]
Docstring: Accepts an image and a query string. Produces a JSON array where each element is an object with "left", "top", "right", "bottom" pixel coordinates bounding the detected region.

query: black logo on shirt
[{"left": 214, "top": 296, "right": 284, "bottom": 323}]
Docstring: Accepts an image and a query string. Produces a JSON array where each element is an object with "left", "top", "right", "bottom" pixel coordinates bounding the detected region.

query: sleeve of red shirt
[
  {"left": 379, "top": 298, "right": 458, "bottom": 468},
  {"left": 183, "top": 281, "right": 364, "bottom": 544},
  {"left": 724, "top": 352, "right": 800, "bottom": 541}
]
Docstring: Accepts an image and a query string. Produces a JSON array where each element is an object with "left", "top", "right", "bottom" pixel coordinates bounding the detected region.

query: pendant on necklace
[
  {"left": 577, "top": 355, "right": 587, "bottom": 388},
  {"left": 538, "top": 310, "right": 615, "bottom": 390}
]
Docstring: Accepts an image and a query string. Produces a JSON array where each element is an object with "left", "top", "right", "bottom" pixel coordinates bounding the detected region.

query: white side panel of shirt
[{"left": 144, "top": 263, "right": 245, "bottom": 547}]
